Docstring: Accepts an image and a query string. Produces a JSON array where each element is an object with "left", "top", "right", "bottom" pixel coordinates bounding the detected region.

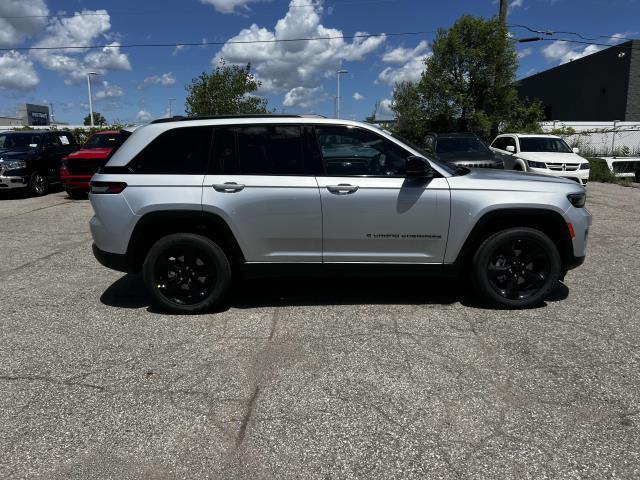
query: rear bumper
[
  {"left": 566, "top": 254, "right": 586, "bottom": 271},
  {"left": 92, "top": 243, "right": 133, "bottom": 273}
]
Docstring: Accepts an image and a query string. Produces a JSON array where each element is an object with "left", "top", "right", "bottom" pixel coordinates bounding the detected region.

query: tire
[
  {"left": 29, "top": 171, "right": 49, "bottom": 196},
  {"left": 514, "top": 164, "right": 524, "bottom": 172},
  {"left": 142, "top": 233, "right": 232, "bottom": 314},
  {"left": 66, "top": 189, "right": 87, "bottom": 200},
  {"left": 471, "top": 227, "right": 561, "bottom": 309}
]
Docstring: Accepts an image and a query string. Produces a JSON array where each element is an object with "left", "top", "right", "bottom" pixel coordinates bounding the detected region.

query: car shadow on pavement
[{"left": 100, "top": 273, "right": 570, "bottom": 313}]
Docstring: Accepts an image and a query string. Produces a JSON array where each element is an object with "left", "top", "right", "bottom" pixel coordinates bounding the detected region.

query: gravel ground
[{"left": 0, "top": 182, "right": 638, "bottom": 479}]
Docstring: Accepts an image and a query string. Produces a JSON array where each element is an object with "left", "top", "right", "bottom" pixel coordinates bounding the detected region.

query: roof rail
[{"left": 150, "top": 114, "right": 310, "bottom": 124}]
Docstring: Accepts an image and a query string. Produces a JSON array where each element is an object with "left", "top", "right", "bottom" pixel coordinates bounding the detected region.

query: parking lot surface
[{"left": 0, "top": 183, "right": 639, "bottom": 479}]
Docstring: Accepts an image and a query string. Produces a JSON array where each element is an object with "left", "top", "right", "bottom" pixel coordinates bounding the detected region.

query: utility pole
[
  {"left": 499, "top": 0, "right": 508, "bottom": 24},
  {"left": 336, "top": 69, "right": 348, "bottom": 119},
  {"left": 49, "top": 103, "right": 55, "bottom": 124},
  {"left": 87, "top": 72, "right": 98, "bottom": 127},
  {"left": 168, "top": 98, "right": 176, "bottom": 118}
]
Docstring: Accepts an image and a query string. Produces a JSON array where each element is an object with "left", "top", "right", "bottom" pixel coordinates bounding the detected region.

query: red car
[{"left": 60, "top": 131, "right": 122, "bottom": 199}]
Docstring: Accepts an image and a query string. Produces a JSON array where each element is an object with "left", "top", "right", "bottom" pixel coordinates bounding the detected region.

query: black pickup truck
[{"left": 0, "top": 130, "right": 79, "bottom": 196}]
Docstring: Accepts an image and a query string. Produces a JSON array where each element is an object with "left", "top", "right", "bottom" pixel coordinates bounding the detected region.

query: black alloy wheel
[
  {"left": 143, "top": 233, "right": 231, "bottom": 314},
  {"left": 472, "top": 227, "right": 561, "bottom": 308},
  {"left": 30, "top": 172, "right": 49, "bottom": 196}
]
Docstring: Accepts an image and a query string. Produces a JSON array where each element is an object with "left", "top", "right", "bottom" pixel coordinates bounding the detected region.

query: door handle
[
  {"left": 212, "top": 182, "right": 245, "bottom": 193},
  {"left": 326, "top": 184, "right": 359, "bottom": 195}
]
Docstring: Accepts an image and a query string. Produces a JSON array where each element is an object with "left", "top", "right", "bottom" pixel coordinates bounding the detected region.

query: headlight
[
  {"left": 527, "top": 160, "right": 547, "bottom": 169},
  {"left": 567, "top": 192, "right": 586, "bottom": 208},
  {"left": 0, "top": 159, "right": 27, "bottom": 171},
  {"left": 579, "top": 162, "right": 590, "bottom": 170}
]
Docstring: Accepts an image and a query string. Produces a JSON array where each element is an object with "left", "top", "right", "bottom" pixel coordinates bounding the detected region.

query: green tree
[
  {"left": 83, "top": 112, "right": 107, "bottom": 126},
  {"left": 392, "top": 15, "right": 544, "bottom": 144},
  {"left": 185, "top": 60, "right": 269, "bottom": 116}
]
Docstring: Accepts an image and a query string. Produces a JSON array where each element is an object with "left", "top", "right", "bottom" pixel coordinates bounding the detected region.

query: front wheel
[
  {"left": 29, "top": 172, "right": 49, "bottom": 196},
  {"left": 472, "top": 228, "right": 561, "bottom": 309},
  {"left": 142, "top": 233, "right": 232, "bottom": 314}
]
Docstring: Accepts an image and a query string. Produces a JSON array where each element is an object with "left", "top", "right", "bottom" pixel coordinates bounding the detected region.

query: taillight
[{"left": 90, "top": 181, "right": 127, "bottom": 194}]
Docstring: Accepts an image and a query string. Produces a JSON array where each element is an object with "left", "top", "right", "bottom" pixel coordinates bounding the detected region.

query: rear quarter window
[{"left": 128, "top": 127, "right": 213, "bottom": 174}]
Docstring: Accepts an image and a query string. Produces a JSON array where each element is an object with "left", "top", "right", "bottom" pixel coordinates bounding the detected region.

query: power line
[
  {"left": 0, "top": 30, "right": 438, "bottom": 52},
  {"left": 508, "top": 24, "right": 635, "bottom": 43}
]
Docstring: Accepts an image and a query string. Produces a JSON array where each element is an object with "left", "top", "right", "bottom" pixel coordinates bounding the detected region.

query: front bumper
[
  {"left": 526, "top": 166, "right": 590, "bottom": 186},
  {"left": 61, "top": 174, "right": 91, "bottom": 191},
  {"left": 0, "top": 174, "right": 28, "bottom": 190}
]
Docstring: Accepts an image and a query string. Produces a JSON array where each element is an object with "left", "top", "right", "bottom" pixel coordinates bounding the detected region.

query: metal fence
[{"left": 541, "top": 121, "right": 640, "bottom": 157}]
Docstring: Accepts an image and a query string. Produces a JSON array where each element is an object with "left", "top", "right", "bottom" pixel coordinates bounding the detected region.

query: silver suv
[{"left": 90, "top": 115, "right": 591, "bottom": 313}]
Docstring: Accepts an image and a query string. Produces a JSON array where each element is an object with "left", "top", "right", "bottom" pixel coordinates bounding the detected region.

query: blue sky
[{"left": 0, "top": 0, "right": 638, "bottom": 124}]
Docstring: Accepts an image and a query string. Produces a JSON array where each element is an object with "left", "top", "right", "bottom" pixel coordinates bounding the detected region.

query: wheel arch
[
  {"left": 454, "top": 208, "right": 573, "bottom": 272},
  {"left": 126, "top": 210, "right": 245, "bottom": 272}
]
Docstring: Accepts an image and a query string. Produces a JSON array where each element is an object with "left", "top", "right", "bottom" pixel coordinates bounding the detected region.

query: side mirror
[
  {"left": 406, "top": 156, "right": 434, "bottom": 178},
  {"left": 506, "top": 145, "right": 516, "bottom": 153},
  {"left": 573, "top": 147, "right": 580, "bottom": 154}
]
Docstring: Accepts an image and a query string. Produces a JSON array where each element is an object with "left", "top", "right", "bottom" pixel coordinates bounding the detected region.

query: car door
[
  {"left": 201, "top": 124, "right": 322, "bottom": 263},
  {"left": 40, "top": 133, "right": 65, "bottom": 181},
  {"left": 314, "top": 125, "right": 451, "bottom": 264}
]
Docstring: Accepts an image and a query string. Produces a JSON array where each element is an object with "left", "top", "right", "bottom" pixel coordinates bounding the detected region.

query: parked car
[
  {"left": 60, "top": 130, "right": 124, "bottom": 199},
  {"left": 0, "top": 130, "right": 78, "bottom": 196},
  {"left": 89, "top": 115, "right": 591, "bottom": 313},
  {"left": 424, "top": 133, "right": 507, "bottom": 169},
  {"left": 490, "top": 134, "right": 590, "bottom": 186}
]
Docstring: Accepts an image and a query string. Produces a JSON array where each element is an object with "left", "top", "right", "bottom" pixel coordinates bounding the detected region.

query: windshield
[
  {"left": 84, "top": 133, "right": 121, "bottom": 149},
  {"left": 0, "top": 133, "right": 40, "bottom": 150},
  {"left": 436, "top": 137, "right": 489, "bottom": 154},
  {"left": 388, "top": 132, "right": 457, "bottom": 175},
  {"left": 519, "top": 137, "right": 573, "bottom": 153}
]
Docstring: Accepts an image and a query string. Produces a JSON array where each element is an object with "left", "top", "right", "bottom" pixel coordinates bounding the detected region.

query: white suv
[{"left": 490, "top": 134, "right": 590, "bottom": 186}]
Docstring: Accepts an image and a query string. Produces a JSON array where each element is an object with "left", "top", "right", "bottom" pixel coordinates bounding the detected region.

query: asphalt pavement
[{"left": 0, "top": 182, "right": 638, "bottom": 479}]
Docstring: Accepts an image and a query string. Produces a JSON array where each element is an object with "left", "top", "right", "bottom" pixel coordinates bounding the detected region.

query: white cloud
[
  {"left": 213, "top": 0, "right": 385, "bottom": 99},
  {"left": 518, "top": 47, "right": 533, "bottom": 59},
  {"left": 0, "top": 51, "right": 39, "bottom": 90},
  {"left": 353, "top": 92, "right": 364, "bottom": 101},
  {"left": 379, "top": 98, "right": 394, "bottom": 118},
  {"left": 94, "top": 81, "right": 124, "bottom": 100},
  {"left": 608, "top": 31, "right": 634, "bottom": 44},
  {"left": 200, "top": 0, "right": 271, "bottom": 14},
  {"left": 377, "top": 40, "right": 430, "bottom": 86},
  {"left": 283, "top": 86, "right": 324, "bottom": 109},
  {"left": 172, "top": 44, "right": 187, "bottom": 55},
  {"left": 510, "top": 0, "right": 524, "bottom": 9},
  {"left": 136, "top": 110, "right": 152, "bottom": 122},
  {"left": 138, "top": 72, "right": 176, "bottom": 89},
  {"left": 381, "top": 40, "right": 429, "bottom": 64},
  {"left": 31, "top": 10, "right": 131, "bottom": 84},
  {"left": 0, "top": 0, "right": 49, "bottom": 47},
  {"left": 542, "top": 40, "right": 604, "bottom": 64}
]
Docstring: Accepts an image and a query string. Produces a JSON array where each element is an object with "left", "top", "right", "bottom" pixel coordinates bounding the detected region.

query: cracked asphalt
[{"left": 0, "top": 182, "right": 639, "bottom": 479}]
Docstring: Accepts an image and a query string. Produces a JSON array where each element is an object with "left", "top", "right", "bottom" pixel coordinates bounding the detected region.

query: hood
[
  {"left": 438, "top": 150, "right": 493, "bottom": 161},
  {"left": 65, "top": 147, "right": 112, "bottom": 160},
  {"left": 0, "top": 149, "right": 36, "bottom": 160},
  {"left": 462, "top": 168, "right": 578, "bottom": 185},
  {"left": 517, "top": 151, "right": 587, "bottom": 164}
]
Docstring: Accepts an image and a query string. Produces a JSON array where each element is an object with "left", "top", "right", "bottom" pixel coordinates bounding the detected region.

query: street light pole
[
  {"left": 87, "top": 72, "right": 98, "bottom": 127},
  {"left": 168, "top": 98, "right": 176, "bottom": 118},
  {"left": 336, "top": 69, "right": 348, "bottom": 119}
]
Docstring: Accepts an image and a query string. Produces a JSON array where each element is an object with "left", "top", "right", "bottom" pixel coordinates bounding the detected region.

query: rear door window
[
  {"left": 128, "top": 126, "right": 212, "bottom": 174},
  {"left": 211, "top": 125, "right": 309, "bottom": 175}
]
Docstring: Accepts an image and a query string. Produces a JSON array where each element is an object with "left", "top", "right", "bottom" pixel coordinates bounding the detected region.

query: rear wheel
[
  {"left": 472, "top": 227, "right": 561, "bottom": 309},
  {"left": 29, "top": 171, "right": 49, "bottom": 196},
  {"left": 142, "top": 233, "right": 232, "bottom": 314}
]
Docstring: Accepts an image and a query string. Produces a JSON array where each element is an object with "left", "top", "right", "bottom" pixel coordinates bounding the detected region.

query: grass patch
[{"left": 587, "top": 158, "right": 636, "bottom": 186}]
